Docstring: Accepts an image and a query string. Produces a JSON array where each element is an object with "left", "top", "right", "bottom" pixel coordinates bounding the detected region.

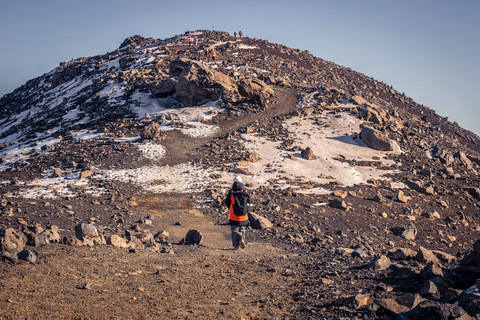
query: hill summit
[{"left": 1, "top": 30, "right": 480, "bottom": 319}]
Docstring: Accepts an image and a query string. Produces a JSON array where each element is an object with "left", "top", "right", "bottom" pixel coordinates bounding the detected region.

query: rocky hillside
[{"left": 1, "top": 30, "right": 480, "bottom": 319}]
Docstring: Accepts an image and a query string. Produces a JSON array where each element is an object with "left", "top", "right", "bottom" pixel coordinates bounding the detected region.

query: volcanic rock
[{"left": 360, "top": 126, "right": 393, "bottom": 151}]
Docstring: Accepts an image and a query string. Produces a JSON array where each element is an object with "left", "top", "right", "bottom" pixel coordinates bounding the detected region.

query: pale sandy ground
[{"left": 4, "top": 97, "right": 403, "bottom": 200}]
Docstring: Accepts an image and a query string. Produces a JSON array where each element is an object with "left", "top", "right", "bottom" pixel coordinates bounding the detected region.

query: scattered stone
[
  {"left": 17, "top": 250, "right": 37, "bottom": 263},
  {"left": 368, "top": 255, "right": 391, "bottom": 271},
  {"left": 416, "top": 246, "right": 440, "bottom": 264},
  {"left": 244, "top": 152, "right": 259, "bottom": 163},
  {"left": 329, "top": 199, "right": 348, "bottom": 210},
  {"left": 43, "top": 228, "right": 61, "bottom": 243},
  {"left": 405, "top": 300, "right": 471, "bottom": 320},
  {"left": 301, "top": 147, "right": 316, "bottom": 160},
  {"left": 420, "top": 280, "right": 440, "bottom": 298},
  {"left": 342, "top": 293, "right": 373, "bottom": 310},
  {"left": 393, "top": 222, "right": 417, "bottom": 240},
  {"left": 183, "top": 229, "right": 203, "bottom": 245},
  {"left": 79, "top": 170, "right": 92, "bottom": 180},
  {"left": 0, "top": 228, "right": 27, "bottom": 254},
  {"left": 421, "top": 262, "right": 444, "bottom": 281},
  {"left": 397, "top": 190, "right": 411, "bottom": 203},
  {"left": 376, "top": 293, "right": 424, "bottom": 314},
  {"left": 332, "top": 190, "right": 348, "bottom": 198},
  {"left": 140, "top": 122, "right": 163, "bottom": 141},
  {"left": 392, "top": 248, "right": 417, "bottom": 260},
  {"left": 406, "top": 180, "right": 435, "bottom": 195},
  {"left": 352, "top": 248, "right": 369, "bottom": 258},
  {"left": 154, "top": 231, "right": 170, "bottom": 242},
  {"left": 107, "top": 235, "right": 127, "bottom": 248},
  {"left": 248, "top": 212, "right": 272, "bottom": 229},
  {"left": 360, "top": 126, "right": 393, "bottom": 151}
]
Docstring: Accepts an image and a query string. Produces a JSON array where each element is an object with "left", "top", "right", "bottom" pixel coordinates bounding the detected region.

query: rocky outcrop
[
  {"left": 360, "top": 126, "right": 393, "bottom": 151},
  {"left": 174, "top": 59, "right": 239, "bottom": 106}
]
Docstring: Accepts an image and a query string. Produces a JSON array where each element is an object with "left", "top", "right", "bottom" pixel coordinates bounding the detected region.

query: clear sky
[{"left": 1, "top": 0, "right": 479, "bottom": 136}]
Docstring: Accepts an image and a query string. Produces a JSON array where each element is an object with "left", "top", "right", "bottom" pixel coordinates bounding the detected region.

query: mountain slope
[{"left": 1, "top": 30, "right": 480, "bottom": 319}]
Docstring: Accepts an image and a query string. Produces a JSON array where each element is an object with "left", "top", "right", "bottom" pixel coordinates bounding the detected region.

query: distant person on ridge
[
  {"left": 211, "top": 49, "right": 216, "bottom": 61},
  {"left": 224, "top": 176, "right": 250, "bottom": 250},
  {"left": 234, "top": 31, "right": 237, "bottom": 37},
  {"left": 239, "top": 31, "right": 243, "bottom": 37}
]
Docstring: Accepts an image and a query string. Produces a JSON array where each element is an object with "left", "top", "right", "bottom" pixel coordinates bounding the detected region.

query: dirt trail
[
  {"left": 141, "top": 195, "right": 285, "bottom": 256},
  {"left": 0, "top": 196, "right": 299, "bottom": 320}
]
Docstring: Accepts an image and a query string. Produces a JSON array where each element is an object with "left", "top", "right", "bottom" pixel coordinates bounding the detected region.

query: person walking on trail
[
  {"left": 239, "top": 30, "right": 243, "bottom": 37},
  {"left": 225, "top": 176, "right": 250, "bottom": 250},
  {"left": 193, "top": 37, "right": 197, "bottom": 47},
  {"left": 234, "top": 31, "right": 237, "bottom": 37},
  {"left": 211, "top": 49, "right": 216, "bottom": 61}
]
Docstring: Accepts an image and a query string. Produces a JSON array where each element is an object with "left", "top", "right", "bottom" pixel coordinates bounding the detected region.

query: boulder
[
  {"left": 26, "top": 233, "right": 47, "bottom": 247},
  {"left": 75, "top": 222, "right": 99, "bottom": 240},
  {"left": 237, "top": 78, "right": 274, "bottom": 102},
  {"left": 397, "top": 190, "right": 412, "bottom": 203},
  {"left": 183, "top": 229, "right": 203, "bottom": 245},
  {"left": 405, "top": 300, "right": 471, "bottom": 320},
  {"left": 17, "top": 249, "right": 37, "bottom": 264},
  {"left": 392, "top": 248, "right": 417, "bottom": 260},
  {"left": 406, "top": 180, "right": 435, "bottom": 195},
  {"left": 421, "top": 262, "right": 444, "bottom": 281},
  {"left": 43, "top": 228, "right": 61, "bottom": 243},
  {"left": 393, "top": 222, "right": 417, "bottom": 240},
  {"left": 376, "top": 293, "right": 424, "bottom": 314},
  {"left": 368, "top": 255, "right": 391, "bottom": 271},
  {"left": 454, "top": 151, "right": 473, "bottom": 169},
  {"left": 174, "top": 59, "right": 239, "bottom": 106},
  {"left": 350, "top": 95, "right": 367, "bottom": 105},
  {"left": 360, "top": 126, "right": 393, "bottom": 151},
  {"left": 107, "top": 235, "right": 127, "bottom": 248},
  {"left": 420, "top": 280, "right": 440, "bottom": 298},
  {"left": 127, "top": 238, "right": 144, "bottom": 250},
  {"left": 79, "top": 170, "right": 92, "bottom": 180},
  {"left": 457, "top": 292, "right": 480, "bottom": 316},
  {"left": 248, "top": 212, "right": 272, "bottom": 229},
  {"left": 154, "top": 230, "right": 170, "bottom": 242},
  {"left": 149, "top": 77, "right": 177, "bottom": 98},
  {"left": 342, "top": 293, "right": 373, "bottom": 310},
  {"left": 301, "top": 147, "right": 316, "bottom": 160},
  {"left": 431, "top": 147, "right": 454, "bottom": 166},
  {"left": 466, "top": 187, "right": 480, "bottom": 199},
  {"left": 329, "top": 199, "right": 348, "bottom": 210},
  {"left": 140, "top": 122, "right": 162, "bottom": 141},
  {"left": 416, "top": 246, "right": 440, "bottom": 264},
  {"left": 75, "top": 222, "right": 105, "bottom": 244},
  {"left": 0, "top": 228, "right": 27, "bottom": 254},
  {"left": 360, "top": 104, "right": 388, "bottom": 124},
  {"left": 333, "top": 190, "right": 348, "bottom": 199},
  {"left": 244, "top": 152, "right": 259, "bottom": 163}
]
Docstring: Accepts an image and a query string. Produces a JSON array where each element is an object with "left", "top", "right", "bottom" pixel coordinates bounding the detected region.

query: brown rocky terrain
[{"left": 1, "top": 30, "right": 480, "bottom": 319}]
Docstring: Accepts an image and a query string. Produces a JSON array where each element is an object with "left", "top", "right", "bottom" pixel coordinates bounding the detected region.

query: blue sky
[{"left": 1, "top": 0, "right": 479, "bottom": 135}]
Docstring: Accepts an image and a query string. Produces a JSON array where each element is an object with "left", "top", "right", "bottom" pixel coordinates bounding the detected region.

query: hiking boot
[
  {"left": 240, "top": 236, "right": 245, "bottom": 249},
  {"left": 233, "top": 246, "right": 240, "bottom": 250}
]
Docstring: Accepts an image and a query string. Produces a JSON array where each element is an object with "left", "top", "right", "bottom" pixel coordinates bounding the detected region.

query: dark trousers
[{"left": 230, "top": 225, "right": 246, "bottom": 247}]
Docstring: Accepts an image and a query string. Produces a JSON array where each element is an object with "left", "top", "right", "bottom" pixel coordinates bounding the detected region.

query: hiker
[
  {"left": 231, "top": 67, "right": 237, "bottom": 80},
  {"left": 211, "top": 49, "right": 216, "bottom": 61},
  {"left": 234, "top": 31, "right": 237, "bottom": 37},
  {"left": 239, "top": 31, "right": 243, "bottom": 37},
  {"left": 206, "top": 50, "right": 210, "bottom": 62},
  {"left": 225, "top": 176, "right": 250, "bottom": 250},
  {"left": 193, "top": 37, "right": 197, "bottom": 47}
]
